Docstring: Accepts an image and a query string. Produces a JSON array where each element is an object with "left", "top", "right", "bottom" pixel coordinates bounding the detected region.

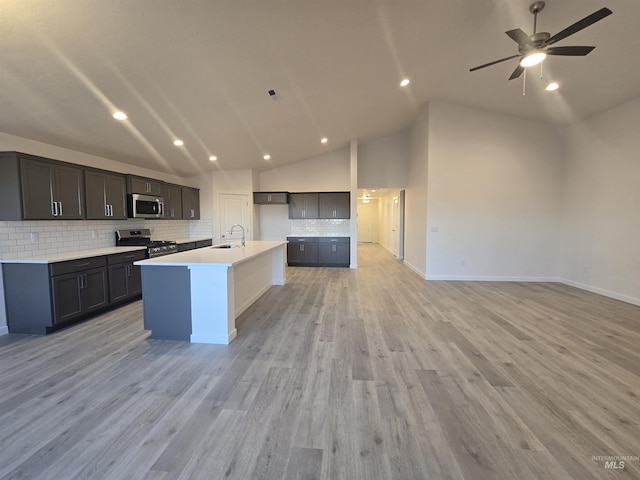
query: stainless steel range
[{"left": 115, "top": 229, "right": 178, "bottom": 258}]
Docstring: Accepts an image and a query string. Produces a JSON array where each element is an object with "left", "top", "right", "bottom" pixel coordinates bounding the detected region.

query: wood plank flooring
[{"left": 0, "top": 243, "right": 639, "bottom": 479}]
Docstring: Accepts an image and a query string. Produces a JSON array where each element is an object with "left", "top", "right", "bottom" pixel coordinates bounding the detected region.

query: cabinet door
[
  {"left": 318, "top": 193, "right": 335, "bottom": 219},
  {"left": 148, "top": 181, "right": 162, "bottom": 196},
  {"left": 20, "top": 158, "right": 55, "bottom": 219},
  {"left": 289, "top": 193, "right": 318, "bottom": 219},
  {"left": 169, "top": 184, "right": 183, "bottom": 218},
  {"left": 253, "top": 192, "right": 270, "bottom": 204},
  {"left": 53, "top": 164, "right": 84, "bottom": 219},
  {"left": 83, "top": 267, "right": 109, "bottom": 313},
  {"left": 128, "top": 264, "right": 142, "bottom": 297},
  {"left": 51, "top": 273, "right": 83, "bottom": 324},
  {"left": 288, "top": 194, "right": 305, "bottom": 218},
  {"left": 181, "top": 187, "right": 200, "bottom": 219},
  {"left": 105, "top": 174, "right": 127, "bottom": 219},
  {"left": 268, "top": 192, "right": 289, "bottom": 204},
  {"left": 85, "top": 171, "right": 108, "bottom": 219},
  {"left": 129, "top": 177, "right": 149, "bottom": 194},
  {"left": 334, "top": 192, "right": 350, "bottom": 219},
  {"left": 108, "top": 263, "right": 129, "bottom": 303}
]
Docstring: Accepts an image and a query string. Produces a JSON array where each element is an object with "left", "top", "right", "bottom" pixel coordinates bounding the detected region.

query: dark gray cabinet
[
  {"left": 50, "top": 257, "right": 109, "bottom": 326},
  {"left": 85, "top": 170, "right": 127, "bottom": 219},
  {"left": 317, "top": 237, "right": 350, "bottom": 266},
  {"left": 254, "top": 192, "right": 289, "bottom": 204},
  {"left": 0, "top": 152, "right": 85, "bottom": 220},
  {"left": 319, "top": 192, "right": 350, "bottom": 219},
  {"left": 182, "top": 187, "right": 200, "bottom": 219},
  {"left": 127, "top": 175, "right": 162, "bottom": 195},
  {"left": 287, "top": 237, "right": 318, "bottom": 265},
  {"left": 162, "top": 183, "right": 184, "bottom": 219},
  {"left": 287, "top": 236, "right": 350, "bottom": 267},
  {"left": 108, "top": 250, "right": 145, "bottom": 303},
  {"left": 289, "top": 193, "right": 319, "bottom": 219},
  {"left": 178, "top": 239, "right": 212, "bottom": 252}
]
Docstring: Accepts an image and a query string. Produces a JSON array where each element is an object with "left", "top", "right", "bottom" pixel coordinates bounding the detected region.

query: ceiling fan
[{"left": 470, "top": 1, "right": 612, "bottom": 80}]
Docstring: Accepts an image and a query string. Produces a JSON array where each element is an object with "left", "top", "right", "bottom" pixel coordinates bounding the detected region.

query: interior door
[
  {"left": 357, "top": 203, "right": 374, "bottom": 243},
  {"left": 219, "top": 193, "right": 249, "bottom": 243}
]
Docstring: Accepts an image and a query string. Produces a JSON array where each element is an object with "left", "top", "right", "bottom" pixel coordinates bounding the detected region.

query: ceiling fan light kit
[{"left": 470, "top": 1, "right": 612, "bottom": 83}]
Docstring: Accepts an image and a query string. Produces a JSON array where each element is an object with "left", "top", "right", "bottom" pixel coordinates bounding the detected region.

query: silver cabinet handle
[
  {"left": 105, "top": 204, "right": 109, "bottom": 217},
  {"left": 52, "top": 202, "right": 58, "bottom": 216},
  {"left": 109, "top": 205, "right": 113, "bottom": 216},
  {"left": 75, "top": 262, "right": 90, "bottom": 268},
  {"left": 58, "top": 202, "right": 63, "bottom": 216}
]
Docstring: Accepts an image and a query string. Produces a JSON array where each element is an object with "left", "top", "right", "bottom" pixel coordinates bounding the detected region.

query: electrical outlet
[
  {"left": 30, "top": 232, "right": 39, "bottom": 243},
  {"left": 91, "top": 230, "right": 97, "bottom": 239}
]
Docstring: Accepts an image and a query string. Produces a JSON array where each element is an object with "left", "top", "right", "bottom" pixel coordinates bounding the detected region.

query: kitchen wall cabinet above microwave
[
  {"left": 126, "top": 175, "right": 163, "bottom": 196},
  {"left": 0, "top": 152, "right": 85, "bottom": 220},
  {"left": 253, "top": 192, "right": 289, "bottom": 205},
  {"left": 288, "top": 192, "right": 350, "bottom": 219}
]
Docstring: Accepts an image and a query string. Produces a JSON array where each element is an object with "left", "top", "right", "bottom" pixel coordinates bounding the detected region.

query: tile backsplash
[
  {"left": 0, "top": 219, "right": 213, "bottom": 260},
  {"left": 289, "top": 219, "right": 351, "bottom": 236}
]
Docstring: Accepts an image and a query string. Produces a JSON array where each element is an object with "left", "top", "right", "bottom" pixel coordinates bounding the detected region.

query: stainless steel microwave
[{"left": 128, "top": 194, "right": 164, "bottom": 219}]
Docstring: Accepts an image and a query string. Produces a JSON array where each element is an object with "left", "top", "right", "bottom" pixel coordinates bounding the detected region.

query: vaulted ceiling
[{"left": 1, "top": 0, "right": 638, "bottom": 177}]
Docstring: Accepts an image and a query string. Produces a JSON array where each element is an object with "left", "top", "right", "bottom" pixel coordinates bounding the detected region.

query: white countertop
[
  {"left": 135, "top": 240, "right": 286, "bottom": 268},
  {"left": 0, "top": 246, "right": 147, "bottom": 264}
]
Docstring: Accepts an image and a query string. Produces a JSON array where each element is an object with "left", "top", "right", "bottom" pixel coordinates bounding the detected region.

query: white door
[
  {"left": 219, "top": 193, "right": 249, "bottom": 244},
  {"left": 358, "top": 204, "right": 374, "bottom": 243}
]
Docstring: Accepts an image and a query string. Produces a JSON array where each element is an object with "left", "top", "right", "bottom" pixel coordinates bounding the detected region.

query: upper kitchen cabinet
[
  {"left": 288, "top": 193, "right": 319, "bottom": 219},
  {"left": 181, "top": 187, "right": 200, "bottom": 219},
  {"left": 0, "top": 152, "right": 84, "bottom": 220},
  {"left": 319, "top": 192, "right": 350, "bottom": 219},
  {"left": 85, "top": 169, "right": 127, "bottom": 220},
  {"left": 126, "top": 175, "right": 162, "bottom": 196},
  {"left": 161, "top": 183, "right": 183, "bottom": 219},
  {"left": 253, "top": 192, "right": 289, "bottom": 205}
]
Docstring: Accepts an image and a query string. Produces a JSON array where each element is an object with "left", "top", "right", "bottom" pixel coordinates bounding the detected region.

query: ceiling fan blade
[
  {"left": 546, "top": 45, "right": 596, "bottom": 56},
  {"left": 508, "top": 64, "right": 524, "bottom": 80},
  {"left": 506, "top": 28, "right": 533, "bottom": 47},
  {"left": 546, "top": 8, "right": 612, "bottom": 46},
  {"left": 470, "top": 54, "right": 521, "bottom": 72}
]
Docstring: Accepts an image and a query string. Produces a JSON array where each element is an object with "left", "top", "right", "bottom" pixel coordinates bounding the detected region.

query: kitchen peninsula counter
[{"left": 135, "top": 240, "right": 286, "bottom": 344}]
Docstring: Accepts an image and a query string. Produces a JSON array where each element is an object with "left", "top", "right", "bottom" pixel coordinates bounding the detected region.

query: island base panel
[{"left": 141, "top": 266, "right": 192, "bottom": 340}]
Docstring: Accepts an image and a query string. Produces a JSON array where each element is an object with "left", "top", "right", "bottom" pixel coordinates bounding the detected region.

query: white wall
[
  {"left": 257, "top": 148, "right": 351, "bottom": 241},
  {"left": 425, "top": 102, "right": 564, "bottom": 280},
  {"left": 560, "top": 96, "right": 640, "bottom": 305},
  {"left": 358, "top": 130, "right": 409, "bottom": 188},
  {"left": 404, "top": 103, "right": 430, "bottom": 277}
]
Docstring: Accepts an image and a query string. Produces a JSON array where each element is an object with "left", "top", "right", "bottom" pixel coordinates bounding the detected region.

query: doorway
[
  {"left": 219, "top": 193, "right": 249, "bottom": 244},
  {"left": 357, "top": 203, "right": 374, "bottom": 243}
]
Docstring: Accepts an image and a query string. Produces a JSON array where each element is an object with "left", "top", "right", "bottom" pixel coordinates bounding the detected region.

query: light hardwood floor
[{"left": 0, "top": 243, "right": 639, "bottom": 479}]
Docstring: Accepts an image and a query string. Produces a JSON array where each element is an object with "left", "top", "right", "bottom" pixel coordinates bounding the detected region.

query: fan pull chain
[{"left": 522, "top": 69, "right": 526, "bottom": 96}]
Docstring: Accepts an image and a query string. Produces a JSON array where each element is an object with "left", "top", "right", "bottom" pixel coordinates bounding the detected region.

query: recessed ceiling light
[
  {"left": 545, "top": 82, "right": 559, "bottom": 91},
  {"left": 263, "top": 154, "right": 271, "bottom": 160},
  {"left": 173, "top": 139, "right": 184, "bottom": 146},
  {"left": 400, "top": 79, "right": 410, "bottom": 87},
  {"left": 209, "top": 155, "right": 217, "bottom": 161},
  {"left": 113, "top": 111, "right": 127, "bottom": 120},
  {"left": 321, "top": 137, "right": 328, "bottom": 144}
]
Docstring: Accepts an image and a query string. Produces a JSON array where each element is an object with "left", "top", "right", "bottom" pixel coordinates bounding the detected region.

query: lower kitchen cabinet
[
  {"left": 108, "top": 250, "right": 145, "bottom": 303},
  {"left": 2, "top": 250, "right": 145, "bottom": 335},
  {"left": 287, "top": 237, "right": 350, "bottom": 267},
  {"left": 317, "top": 237, "right": 350, "bottom": 266},
  {"left": 287, "top": 237, "right": 318, "bottom": 266}
]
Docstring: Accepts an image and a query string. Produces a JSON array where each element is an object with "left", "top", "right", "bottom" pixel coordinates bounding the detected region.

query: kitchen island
[{"left": 134, "top": 240, "right": 286, "bottom": 344}]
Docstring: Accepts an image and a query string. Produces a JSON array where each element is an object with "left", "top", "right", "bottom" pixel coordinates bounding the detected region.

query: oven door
[{"left": 129, "top": 194, "right": 164, "bottom": 218}]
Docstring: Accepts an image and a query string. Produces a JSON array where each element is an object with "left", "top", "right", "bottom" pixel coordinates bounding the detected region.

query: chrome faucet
[{"left": 227, "top": 224, "right": 246, "bottom": 247}]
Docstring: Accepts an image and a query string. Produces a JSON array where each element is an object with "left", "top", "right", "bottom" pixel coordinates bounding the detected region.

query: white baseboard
[
  {"left": 0, "top": 325, "right": 8, "bottom": 336},
  {"left": 559, "top": 278, "right": 640, "bottom": 307},
  {"left": 403, "top": 261, "right": 427, "bottom": 279},
  {"left": 235, "top": 283, "right": 271, "bottom": 318},
  {"left": 425, "top": 274, "right": 558, "bottom": 282}
]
